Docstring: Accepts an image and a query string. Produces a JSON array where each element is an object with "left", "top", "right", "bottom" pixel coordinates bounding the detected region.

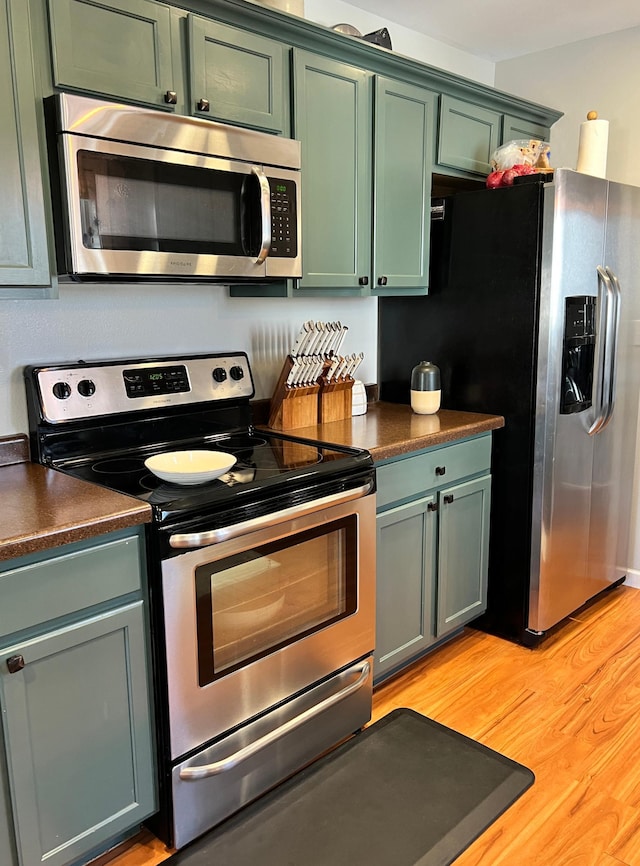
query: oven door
[
  {"left": 58, "top": 133, "right": 301, "bottom": 280},
  {"left": 161, "top": 489, "right": 375, "bottom": 761}
]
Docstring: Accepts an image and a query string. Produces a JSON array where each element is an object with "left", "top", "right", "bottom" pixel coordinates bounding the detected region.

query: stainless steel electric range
[{"left": 25, "top": 352, "right": 376, "bottom": 849}]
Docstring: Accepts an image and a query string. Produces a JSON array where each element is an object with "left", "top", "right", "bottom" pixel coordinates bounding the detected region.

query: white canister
[
  {"left": 351, "top": 380, "right": 368, "bottom": 415},
  {"left": 410, "top": 361, "right": 441, "bottom": 415}
]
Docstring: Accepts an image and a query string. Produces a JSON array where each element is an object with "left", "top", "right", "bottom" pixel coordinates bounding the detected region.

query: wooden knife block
[
  {"left": 268, "top": 356, "right": 319, "bottom": 430},
  {"left": 318, "top": 378, "right": 354, "bottom": 424}
]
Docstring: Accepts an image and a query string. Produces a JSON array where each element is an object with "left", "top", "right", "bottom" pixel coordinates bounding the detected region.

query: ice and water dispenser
[{"left": 560, "top": 296, "right": 596, "bottom": 414}]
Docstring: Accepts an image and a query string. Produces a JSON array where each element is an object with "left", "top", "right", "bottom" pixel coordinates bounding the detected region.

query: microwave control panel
[{"left": 269, "top": 178, "right": 297, "bottom": 258}]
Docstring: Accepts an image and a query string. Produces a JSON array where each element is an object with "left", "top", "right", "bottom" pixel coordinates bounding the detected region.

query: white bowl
[{"left": 144, "top": 450, "right": 237, "bottom": 485}]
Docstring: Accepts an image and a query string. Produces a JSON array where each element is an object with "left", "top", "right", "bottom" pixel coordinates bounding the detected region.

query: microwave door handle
[{"left": 251, "top": 166, "right": 271, "bottom": 264}]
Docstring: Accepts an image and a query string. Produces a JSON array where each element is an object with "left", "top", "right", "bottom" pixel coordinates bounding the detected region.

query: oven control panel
[
  {"left": 31, "top": 353, "right": 255, "bottom": 423},
  {"left": 123, "top": 365, "right": 190, "bottom": 399}
]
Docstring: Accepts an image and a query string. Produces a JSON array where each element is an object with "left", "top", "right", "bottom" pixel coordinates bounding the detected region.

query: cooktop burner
[{"left": 61, "top": 432, "right": 342, "bottom": 510}]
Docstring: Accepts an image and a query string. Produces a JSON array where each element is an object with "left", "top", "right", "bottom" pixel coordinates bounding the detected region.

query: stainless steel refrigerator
[{"left": 378, "top": 168, "right": 640, "bottom": 644}]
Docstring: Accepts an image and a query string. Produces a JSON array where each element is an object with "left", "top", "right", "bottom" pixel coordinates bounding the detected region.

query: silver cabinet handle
[
  {"left": 179, "top": 661, "right": 371, "bottom": 780},
  {"left": 169, "top": 481, "right": 373, "bottom": 548},
  {"left": 251, "top": 166, "right": 271, "bottom": 264}
]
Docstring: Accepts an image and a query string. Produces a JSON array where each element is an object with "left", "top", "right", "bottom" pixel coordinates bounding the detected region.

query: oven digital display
[{"left": 123, "top": 365, "right": 190, "bottom": 398}]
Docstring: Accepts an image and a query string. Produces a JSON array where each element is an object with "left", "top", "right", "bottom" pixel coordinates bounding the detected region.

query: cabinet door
[
  {"left": 48, "top": 0, "right": 175, "bottom": 108},
  {"left": 375, "top": 495, "right": 437, "bottom": 681},
  {"left": 188, "top": 15, "right": 288, "bottom": 133},
  {"left": 502, "top": 114, "right": 549, "bottom": 145},
  {"left": 373, "top": 78, "right": 434, "bottom": 296},
  {"left": 0, "top": 0, "right": 52, "bottom": 291},
  {"left": 293, "top": 50, "right": 372, "bottom": 293},
  {"left": 438, "top": 95, "right": 500, "bottom": 176},
  {"left": 436, "top": 475, "right": 491, "bottom": 636},
  {"left": 0, "top": 602, "right": 156, "bottom": 866},
  {"left": 0, "top": 726, "right": 16, "bottom": 866}
]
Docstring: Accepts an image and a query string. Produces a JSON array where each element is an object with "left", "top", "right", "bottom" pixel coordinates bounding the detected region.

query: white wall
[
  {"left": 495, "top": 27, "right": 640, "bottom": 585},
  {"left": 303, "top": 0, "right": 495, "bottom": 85},
  {"left": 1, "top": 7, "right": 493, "bottom": 438},
  {"left": 0, "top": 288, "right": 378, "bottom": 435}
]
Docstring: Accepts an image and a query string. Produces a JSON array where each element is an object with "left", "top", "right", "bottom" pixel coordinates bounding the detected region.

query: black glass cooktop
[{"left": 56, "top": 431, "right": 372, "bottom": 520}]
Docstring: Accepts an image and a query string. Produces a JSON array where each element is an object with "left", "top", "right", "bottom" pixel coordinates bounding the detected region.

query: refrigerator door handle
[
  {"left": 589, "top": 265, "right": 614, "bottom": 436},
  {"left": 602, "top": 266, "right": 622, "bottom": 427}
]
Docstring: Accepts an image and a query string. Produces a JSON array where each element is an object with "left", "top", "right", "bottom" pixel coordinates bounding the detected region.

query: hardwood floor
[{"left": 102, "top": 585, "right": 640, "bottom": 866}]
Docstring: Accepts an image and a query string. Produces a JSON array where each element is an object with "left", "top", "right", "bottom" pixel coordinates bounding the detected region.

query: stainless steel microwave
[{"left": 47, "top": 94, "right": 302, "bottom": 282}]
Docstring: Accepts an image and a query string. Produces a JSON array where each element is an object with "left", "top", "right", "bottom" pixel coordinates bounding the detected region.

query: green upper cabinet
[
  {"left": 47, "top": 0, "right": 177, "bottom": 109},
  {"left": 373, "top": 77, "right": 435, "bottom": 295},
  {"left": 188, "top": 15, "right": 289, "bottom": 133},
  {"left": 0, "top": 0, "right": 53, "bottom": 295},
  {"left": 292, "top": 50, "right": 373, "bottom": 294},
  {"left": 438, "top": 94, "right": 501, "bottom": 176},
  {"left": 502, "top": 113, "right": 550, "bottom": 145},
  {"left": 292, "top": 53, "right": 435, "bottom": 296}
]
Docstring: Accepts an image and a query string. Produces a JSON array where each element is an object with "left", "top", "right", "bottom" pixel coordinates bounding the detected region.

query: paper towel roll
[{"left": 576, "top": 116, "right": 609, "bottom": 178}]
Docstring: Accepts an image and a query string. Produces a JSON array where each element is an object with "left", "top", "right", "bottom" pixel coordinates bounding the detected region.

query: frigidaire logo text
[{"left": 170, "top": 260, "right": 193, "bottom": 267}]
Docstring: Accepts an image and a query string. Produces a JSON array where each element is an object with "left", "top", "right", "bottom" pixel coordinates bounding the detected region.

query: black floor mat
[{"left": 163, "top": 708, "right": 534, "bottom": 866}]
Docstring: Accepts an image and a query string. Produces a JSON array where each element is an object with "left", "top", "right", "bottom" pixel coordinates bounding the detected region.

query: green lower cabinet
[
  {"left": 374, "top": 436, "right": 492, "bottom": 683},
  {"left": 436, "top": 475, "right": 491, "bottom": 636},
  {"left": 376, "top": 494, "right": 437, "bottom": 676},
  {"left": 0, "top": 530, "right": 156, "bottom": 866},
  {"left": 0, "top": 729, "right": 14, "bottom": 866},
  {"left": 0, "top": 603, "right": 156, "bottom": 866}
]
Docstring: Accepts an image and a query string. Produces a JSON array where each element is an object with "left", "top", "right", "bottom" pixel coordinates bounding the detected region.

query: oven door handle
[
  {"left": 169, "top": 480, "right": 374, "bottom": 548},
  {"left": 178, "top": 661, "right": 371, "bottom": 780}
]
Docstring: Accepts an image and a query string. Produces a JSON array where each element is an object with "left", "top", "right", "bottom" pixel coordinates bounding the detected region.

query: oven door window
[
  {"left": 195, "top": 516, "right": 357, "bottom": 685},
  {"left": 76, "top": 150, "right": 261, "bottom": 257}
]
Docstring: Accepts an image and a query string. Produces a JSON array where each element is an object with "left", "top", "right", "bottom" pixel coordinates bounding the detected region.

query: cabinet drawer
[
  {"left": 376, "top": 435, "right": 491, "bottom": 510},
  {"left": 0, "top": 534, "right": 143, "bottom": 638}
]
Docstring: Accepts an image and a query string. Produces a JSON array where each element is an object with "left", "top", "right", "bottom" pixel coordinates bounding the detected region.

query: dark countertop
[
  {"left": 267, "top": 402, "right": 505, "bottom": 462},
  {"left": 0, "top": 404, "right": 502, "bottom": 562},
  {"left": 0, "top": 435, "right": 151, "bottom": 563}
]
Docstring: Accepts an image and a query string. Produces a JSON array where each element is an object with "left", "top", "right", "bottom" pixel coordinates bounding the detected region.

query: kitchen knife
[
  {"left": 325, "top": 322, "right": 342, "bottom": 356},
  {"left": 349, "top": 352, "right": 364, "bottom": 379},
  {"left": 325, "top": 356, "right": 340, "bottom": 382},
  {"left": 334, "top": 325, "right": 348, "bottom": 357},
  {"left": 286, "top": 356, "right": 300, "bottom": 386},
  {"left": 307, "top": 322, "right": 326, "bottom": 357},
  {"left": 290, "top": 322, "right": 309, "bottom": 357},
  {"left": 333, "top": 356, "right": 349, "bottom": 381},
  {"left": 297, "top": 321, "right": 316, "bottom": 356},
  {"left": 319, "top": 322, "right": 337, "bottom": 356}
]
